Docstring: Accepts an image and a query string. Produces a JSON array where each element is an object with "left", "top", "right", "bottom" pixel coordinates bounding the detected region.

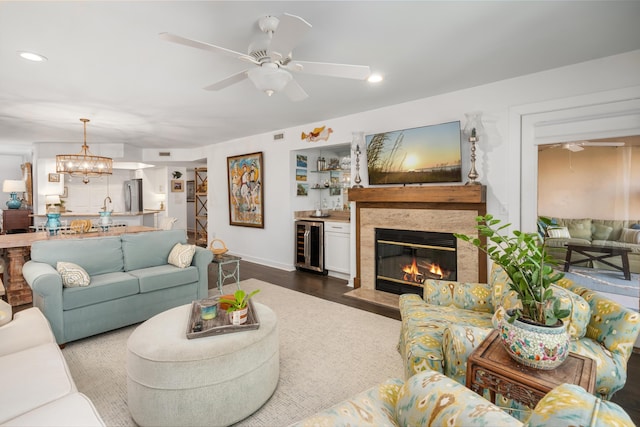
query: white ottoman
[{"left": 126, "top": 302, "right": 279, "bottom": 427}]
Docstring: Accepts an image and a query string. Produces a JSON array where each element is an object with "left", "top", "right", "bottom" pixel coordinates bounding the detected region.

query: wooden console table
[
  {"left": 466, "top": 330, "right": 596, "bottom": 409},
  {"left": 564, "top": 243, "right": 631, "bottom": 280},
  {"left": 0, "top": 226, "right": 158, "bottom": 306}
]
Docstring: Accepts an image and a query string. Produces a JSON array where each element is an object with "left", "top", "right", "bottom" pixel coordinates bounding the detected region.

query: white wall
[{"left": 205, "top": 50, "right": 640, "bottom": 272}]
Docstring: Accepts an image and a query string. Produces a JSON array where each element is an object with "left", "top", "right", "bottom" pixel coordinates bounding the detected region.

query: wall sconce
[
  {"left": 463, "top": 112, "right": 484, "bottom": 185},
  {"left": 351, "top": 131, "right": 365, "bottom": 188}
]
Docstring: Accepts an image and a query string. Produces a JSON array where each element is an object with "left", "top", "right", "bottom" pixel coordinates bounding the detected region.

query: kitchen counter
[
  {"left": 32, "top": 211, "right": 156, "bottom": 217},
  {"left": 294, "top": 210, "right": 350, "bottom": 223}
]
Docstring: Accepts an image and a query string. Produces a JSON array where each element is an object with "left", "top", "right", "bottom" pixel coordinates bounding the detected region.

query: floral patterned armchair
[
  {"left": 398, "top": 264, "right": 640, "bottom": 400},
  {"left": 291, "top": 369, "right": 634, "bottom": 427}
]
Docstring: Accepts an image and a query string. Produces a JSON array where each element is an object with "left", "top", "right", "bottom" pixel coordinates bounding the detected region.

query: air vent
[
  {"left": 273, "top": 133, "right": 284, "bottom": 141},
  {"left": 158, "top": 152, "right": 171, "bottom": 157}
]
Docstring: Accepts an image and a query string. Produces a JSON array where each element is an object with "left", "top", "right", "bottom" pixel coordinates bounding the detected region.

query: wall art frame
[
  {"left": 227, "top": 151, "right": 264, "bottom": 228},
  {"left": 186, "top": 180, "right": 195, "bottom": 202},
  {"left": 171, "top": 179, "right": 184, "bottom": 192}
]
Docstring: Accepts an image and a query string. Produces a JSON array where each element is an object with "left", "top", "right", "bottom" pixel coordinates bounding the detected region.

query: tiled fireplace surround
[{"left": 347, "top": 185, "right": 487, "bottom": 307}]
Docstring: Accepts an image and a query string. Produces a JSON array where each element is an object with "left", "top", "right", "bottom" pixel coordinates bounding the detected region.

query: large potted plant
[
  {"left": 454, "top": 214, "right": 571, "bottom": 369},
  {"left": 219, "top": 289, "right": 260, "bottom": 325}
]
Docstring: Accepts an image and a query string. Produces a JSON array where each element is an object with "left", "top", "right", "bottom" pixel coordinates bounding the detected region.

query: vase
[
  {"left": 45, "top": 213, "right": 61, "bottom": 236},
  {"left": 498, "top": 311, "right": 570, "bottom": 370},
  {"left": 99, "top": 211, "right": 112, "bottom": 232},
  {"left": 229, "top": 306, "right": 249, "bottom": 325}
]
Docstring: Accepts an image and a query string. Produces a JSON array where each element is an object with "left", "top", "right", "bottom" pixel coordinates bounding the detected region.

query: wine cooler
[{"left": 294, "top": 220, "right": 326, "bottom": 273}]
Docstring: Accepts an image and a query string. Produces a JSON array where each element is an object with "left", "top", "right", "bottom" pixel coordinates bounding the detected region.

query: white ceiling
[{"left": 1, "top": 1, "right": 639, "bottom": 151}]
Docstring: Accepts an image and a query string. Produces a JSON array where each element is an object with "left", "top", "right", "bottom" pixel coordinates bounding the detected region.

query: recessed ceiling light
[
  {"left": 18, "top": 51, "right": 47, "bottom": 62},
  {"left": 367, "top": 73, "right": 383, "bottom": 83}
]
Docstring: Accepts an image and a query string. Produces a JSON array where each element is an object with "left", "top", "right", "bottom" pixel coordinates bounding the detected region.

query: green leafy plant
[
  {"left": 219, "top": 289, "right": 260, "bottom": 313},
  {"left": 454, "top": 214, "right": 569, "bottom": 326}
]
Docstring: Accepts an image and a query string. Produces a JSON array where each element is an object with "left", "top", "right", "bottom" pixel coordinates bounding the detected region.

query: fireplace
[{"left": 375, "top": 228, "right": 457, "bottom": 295}]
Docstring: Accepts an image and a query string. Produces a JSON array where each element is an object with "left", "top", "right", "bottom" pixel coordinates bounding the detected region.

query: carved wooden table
[
  {"left": 564, "top": 243, "right": 631, "bottom": 280},
  {"left": 466, "top": 330, "right": 596, "bottom": 408}
]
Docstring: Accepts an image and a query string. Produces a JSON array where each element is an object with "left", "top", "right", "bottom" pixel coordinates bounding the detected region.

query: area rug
[{"left": 62, "top": 279, "right": 403, "bottom": 426}]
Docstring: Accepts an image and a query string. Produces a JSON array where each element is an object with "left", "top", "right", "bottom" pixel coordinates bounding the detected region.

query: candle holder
[
  {"left": 463, "top": 112, "right": 484, "bottom": 185},
  {"left": 351, "top": 131, "right": 364, "bottom": 188}
]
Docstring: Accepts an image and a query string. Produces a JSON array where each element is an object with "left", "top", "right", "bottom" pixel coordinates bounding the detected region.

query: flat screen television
[{"left": 366, "top": 121, "right": 462, "bottom": 185}]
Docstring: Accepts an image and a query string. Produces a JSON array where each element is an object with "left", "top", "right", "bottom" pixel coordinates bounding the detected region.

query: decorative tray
[{"left": 186, "top": 296, "right": 260, "bottom": 339}]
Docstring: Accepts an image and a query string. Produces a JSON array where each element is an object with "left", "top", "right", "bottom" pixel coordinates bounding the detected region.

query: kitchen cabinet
[{"left": 324, "top": 221, "right": 350, "bottom": 274}]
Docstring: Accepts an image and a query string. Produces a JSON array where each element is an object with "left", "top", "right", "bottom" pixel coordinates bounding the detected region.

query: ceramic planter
[
  {"left": 498, "top": 313, "right": 570, "bottom": 370},
  {"left": 229, "top": 306, "right": 249, "bottom": 325}
]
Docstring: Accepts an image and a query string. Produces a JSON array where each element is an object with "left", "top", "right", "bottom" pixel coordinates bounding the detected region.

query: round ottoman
[{"left": 126, "top": 302, "right": 279, "bottom": 427}]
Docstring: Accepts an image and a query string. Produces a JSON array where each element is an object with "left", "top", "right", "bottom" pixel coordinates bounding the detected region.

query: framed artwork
[
  {"left": 227, "top": 151, "right": 264, "bottom": 228},
  {"left": 171, "top": 180, "right": 184, "bottom": 192},
  {"left": 297, "top": 183, "right": 308, "bottom": 196},
  {"left": 296, "top": 154, "right": 307, "bottom": 168},
  {"left": 186, "top": 180, "right": 195, "bottom": 202},
  {"left": 61, "top": 186, "right": 69, "bottom": 198},
  {"left": 48, "top": 173, "right": 60, "bottom": 183},
  {"left": 296, "top": 168, "right": 307, "bottom": 182}
]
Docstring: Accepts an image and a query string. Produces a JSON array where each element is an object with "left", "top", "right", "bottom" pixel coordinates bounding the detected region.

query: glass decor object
[
  {"left": 2, "top": 179, "right": 26, "bottom": 209},
  {"left": 99, "top": 211, "right": 113, "bottom": 231},
  {"left": 45, "top": 213, "right": 61, "bottom": 236}
]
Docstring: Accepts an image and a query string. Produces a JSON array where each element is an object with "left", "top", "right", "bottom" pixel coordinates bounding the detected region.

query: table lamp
[
  {"left": 45, "top": 195, "right": 61, "bottom": 213},
  {"left": 3, "top": 179, "right": 26, "bottom": 209},
  {"left": 45, "top": 195, "right": 62, "bottom": 235}
]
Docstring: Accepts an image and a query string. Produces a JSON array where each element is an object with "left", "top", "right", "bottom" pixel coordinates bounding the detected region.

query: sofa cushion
[
  {"left": 547, "top": 226, "right": 570, "bottom": 238},
  {"left": 0, "top": 343, "right": 76, "bottom": 424},
  {"left": 620, "top": 227, "right": 640, "bottom": 244},
  {"left": 423, "top": 280, "right": 493, "bottom": 313},
  {"left": 565, "top": 218, "right": 592, "bottom": 240},
  {"left": 57, "top": 261, "right": 91, "bottom": 288},
  {"left": 395, "top": 370, "right": 520, "bottom": 427},
  {"left": 121, "top": 229, "right": 187, "bottom": 271},
  {"left": 592, "top": 223, "right": 614, "bottom": 241},
  {"left": 442, "top": 324, "right": 491, "bottom": 385},
  {"left": 167, "top": 243, "right": 196, "bottom": 268},
  {"left": 3, "top": 392, "right": 105, "bottom": 427},
  {"left": 30, "top": 236, "right": 124, "bottom": 276},
  {"left": 129, "top": 265, "right": 199, "bottom": 293},
  {"left": 526, "top": 383, "right": 634, "bottom": 427},
  {"left": 0, "top": 299, "right": 11, "bottom": 327},
  {"left": 62, "top": 272, "right": 139, "bottom": 310}
]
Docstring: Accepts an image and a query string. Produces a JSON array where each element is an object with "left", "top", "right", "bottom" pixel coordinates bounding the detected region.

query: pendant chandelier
[{"left": 56, "top": 118, "right": 113, "bottom": 184}]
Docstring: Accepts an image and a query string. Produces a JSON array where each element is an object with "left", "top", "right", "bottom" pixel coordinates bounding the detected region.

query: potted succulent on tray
[
  {"left": 454, "top": 214, "right": 571, "bottom": 370},
  {"left": 219, "top": 289, "right": 261, "bottom": 325}
]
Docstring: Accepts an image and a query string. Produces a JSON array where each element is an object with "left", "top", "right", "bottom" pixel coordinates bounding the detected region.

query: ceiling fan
[
  {"left": 545, "top": 140, "right": 625, "bottom": 152},
  {"left": 159, "top": 13, "right": 371, "bottom": 101}
]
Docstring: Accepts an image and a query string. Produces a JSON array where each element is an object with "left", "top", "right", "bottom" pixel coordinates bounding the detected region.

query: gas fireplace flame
[
  {"left": 402, "top": 257, "right": 424, "bottom": 284},
  {"left": 429, "top": 263, "right": 443, "bottom": 278}
]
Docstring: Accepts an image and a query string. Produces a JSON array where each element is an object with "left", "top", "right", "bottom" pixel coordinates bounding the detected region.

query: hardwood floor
[{"left": 234, "top": 260, "right": 639, "bottom": 424}]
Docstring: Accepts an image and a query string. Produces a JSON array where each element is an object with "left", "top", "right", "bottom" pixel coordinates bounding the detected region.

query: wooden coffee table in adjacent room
[
  {"left": 466, "top": 330, "right": 596, "bottom": 409},
  {"left": 564, "top": 243, "right": 631, "bottom": 280}
]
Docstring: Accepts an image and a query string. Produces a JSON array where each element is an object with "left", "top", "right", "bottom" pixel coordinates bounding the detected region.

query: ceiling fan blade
[
  {"left": 563, "top": 143, "right": 584, "bottom": 152},
  {"left": 289, "top": 60, "right": 371, "bottom": 80},
  {"left": 283, "top": 79, "right": 309, "bottom": 102},
  {"left": 203, "top": 70, "right": 249, "bottom": 91},
  {"left": 159, "top": 32, "right": 258, "bottom": 64},
  {"left": 268, "top": 13, "right": 312, "bottom": 61},
  {"left": 581, "top": 141, "right": 624, "bottom": 147}
]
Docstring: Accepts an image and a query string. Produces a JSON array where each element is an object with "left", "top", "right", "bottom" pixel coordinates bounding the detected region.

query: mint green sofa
[
  {"left": 23, "top": 229, "right": 213, "bottom": 345},
  {"left": 291, "top": 369, "right": 635, "bottom": 427}
]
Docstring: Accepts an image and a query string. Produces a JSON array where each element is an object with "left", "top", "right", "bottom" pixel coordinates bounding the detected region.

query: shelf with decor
[{"left": 194, "top": 167, "right": 207, "bottom": 247}]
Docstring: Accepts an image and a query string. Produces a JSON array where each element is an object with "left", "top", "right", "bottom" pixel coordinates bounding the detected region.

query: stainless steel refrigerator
[{"left": 123, "top": 179, "right": 143, "bottom": 212}]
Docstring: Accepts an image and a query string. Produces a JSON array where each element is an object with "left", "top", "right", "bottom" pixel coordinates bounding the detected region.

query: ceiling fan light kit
[{"left": 160, "top": 12, "right": 371, "bottom": 101}]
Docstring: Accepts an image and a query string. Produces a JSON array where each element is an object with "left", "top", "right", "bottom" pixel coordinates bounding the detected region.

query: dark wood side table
[
  {"left": 466, "top": 330, "right": 596, "bottom": 408},
  {"left": 564, "top": 243, "right": 631, "bottom": 280},
  {"left": 2, "top": 209, "right": 32, "bottom": 234}
]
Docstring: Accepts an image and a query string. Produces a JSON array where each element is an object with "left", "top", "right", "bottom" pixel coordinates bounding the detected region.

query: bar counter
[{"left": 0, "top": 226, "right": 158, "bottom": 306}]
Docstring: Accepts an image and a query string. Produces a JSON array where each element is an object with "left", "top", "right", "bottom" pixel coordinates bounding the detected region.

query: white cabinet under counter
[
  {"left": 32, "top": 211, "right": 158, "bottom": 228},
  {"left": 324, "top": 221, "right": 350, "bottom": 275}
]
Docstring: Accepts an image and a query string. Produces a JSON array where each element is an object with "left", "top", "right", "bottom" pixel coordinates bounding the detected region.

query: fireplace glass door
[{"left": 375, "top": 228, "right": 457, "bottom": 295}]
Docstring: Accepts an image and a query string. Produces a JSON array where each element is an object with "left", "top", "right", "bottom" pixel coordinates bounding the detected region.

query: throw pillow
[
  {"left": 168, "top": 243, "right": 196, "bottom": 268},
  {"left": 547, "top": 226, "right": 570, "bottom": 239},
  {"left": 57, "top": 261, "right": 91, "bottom": 288},
  {"left": 620, "top": 228, "right": 640, "bottom": 244},
  {"left": 631, "top": 223, "right": 640, "bottom": 230},
  {"left": 592, "top": 223, "right": 613, "bottom": 241},
  {"left": 0, "top": 299, "right": 12, "bottom": 327},
  {"left": 567, "top": 219, "right": 592, "bottom": 240}
]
